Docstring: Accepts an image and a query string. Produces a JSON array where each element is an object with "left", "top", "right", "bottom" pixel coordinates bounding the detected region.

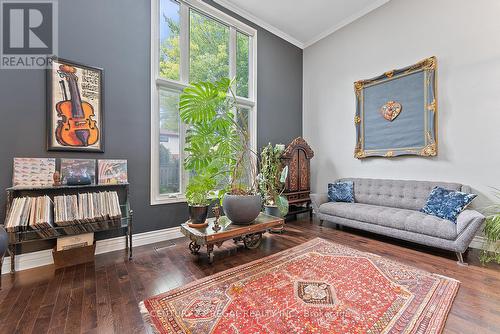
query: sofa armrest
[
  {"left": 456, "top": 209, "right": 485, "bottom": 235},
  {"left": 310, "top": 193, "right": 329, "bottom": 213}
]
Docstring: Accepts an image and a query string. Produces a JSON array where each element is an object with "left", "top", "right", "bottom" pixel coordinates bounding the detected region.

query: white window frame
[{"left": 150, "top": 0, "right": 258, "bottom": 205}]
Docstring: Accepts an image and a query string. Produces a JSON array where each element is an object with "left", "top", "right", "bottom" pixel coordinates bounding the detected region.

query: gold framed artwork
[{"left": 354, "top": 57, "right": 437, "bottom": 159}]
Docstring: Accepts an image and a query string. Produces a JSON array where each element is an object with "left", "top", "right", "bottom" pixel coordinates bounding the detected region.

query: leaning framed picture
[
  {"left": 98, "top": 159, "right": 128, "bottom": 185},
  {"left": 354, "top": 57, "right": 437, "bottom": 159},
  {"left": 46, "top": 57, "right": 104, "bottom": 152}
]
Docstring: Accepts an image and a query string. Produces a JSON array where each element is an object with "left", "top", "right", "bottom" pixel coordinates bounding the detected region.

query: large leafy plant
[
  {"left": 179, "top": 78, "right": 257, "bottom": 205},
  {"left": 480, "top": 188, "right": 500, "bottom": 264},
  {"left": 258, "top": 143, "right": 289, "bottom": 216}
]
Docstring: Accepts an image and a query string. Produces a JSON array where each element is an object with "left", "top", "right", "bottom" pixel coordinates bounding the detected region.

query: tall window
[{"left": 151, "top": 0, "right": 257, "bottom": 204}]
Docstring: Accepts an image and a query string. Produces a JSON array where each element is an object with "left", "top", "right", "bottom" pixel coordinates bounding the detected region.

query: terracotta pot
[
  {"left": 188, "top": 205, "right": 209, "bottom": 225},
  {"left": 222, "top": 194, "right": 262, "bottom": 225}
]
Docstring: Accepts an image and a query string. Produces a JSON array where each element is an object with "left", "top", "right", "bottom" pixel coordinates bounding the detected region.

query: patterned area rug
[{"left": 140, "top": 238, "right": 459, "bottom": 334}]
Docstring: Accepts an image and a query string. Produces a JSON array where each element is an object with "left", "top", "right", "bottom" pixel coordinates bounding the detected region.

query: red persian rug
[{"left": 140, "top": 238, "right": 459, "bottom": 334}]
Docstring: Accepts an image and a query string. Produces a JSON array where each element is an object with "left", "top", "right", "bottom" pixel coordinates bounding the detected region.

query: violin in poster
[{"left": 55, "top": 64, "right": 99, "bottom": 147}]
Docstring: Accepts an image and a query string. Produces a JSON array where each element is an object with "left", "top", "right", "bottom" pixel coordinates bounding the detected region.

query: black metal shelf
[
  {"left": 3, "top": 183, "right": 133, "bottom": 274},
  {"left": 6, "top": 183, "right": 129, "bottom": 192},
  {"left": 8, "top": 215, "right": 131, "bottom": 245}
]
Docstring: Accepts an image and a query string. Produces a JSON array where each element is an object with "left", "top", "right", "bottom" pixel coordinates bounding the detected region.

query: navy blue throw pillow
[
  {"left": 328, "top": 181, "right": 354, "bottom": 203},
  {"left": 421, "top": 186, "right": 477, "bottom": 222}
]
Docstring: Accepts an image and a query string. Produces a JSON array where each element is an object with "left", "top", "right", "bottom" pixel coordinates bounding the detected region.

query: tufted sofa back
[{"left": 338, "top": 178, "right": 468, "bottom": 211}]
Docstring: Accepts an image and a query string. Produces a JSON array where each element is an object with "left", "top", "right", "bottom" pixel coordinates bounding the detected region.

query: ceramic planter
[
  {"left": 222, "top": 194, "right": 262, "bottom": 225},
  {"left": 264, "top": 205, "right": 282, "bottom": 217},
  {"left": 188, "top": 205, "right": 209, "bottom": 225}
]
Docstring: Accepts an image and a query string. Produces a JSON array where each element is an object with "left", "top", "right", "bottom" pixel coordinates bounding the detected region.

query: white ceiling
[{"left": 214, "top": 0, "right": 391, "bottom": 48}]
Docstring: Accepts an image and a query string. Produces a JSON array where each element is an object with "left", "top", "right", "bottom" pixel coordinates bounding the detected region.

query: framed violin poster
[{"left": 47, "top": 57, "right": 104, "bottom": 152}]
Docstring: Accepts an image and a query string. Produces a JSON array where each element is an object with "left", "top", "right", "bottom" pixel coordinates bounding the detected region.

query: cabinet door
[
  {"left": 298, "top": 149, "right": 310, "bottom": 191},
  {"left": 287, "top": 153, "right": 299, "bottom": 192}
]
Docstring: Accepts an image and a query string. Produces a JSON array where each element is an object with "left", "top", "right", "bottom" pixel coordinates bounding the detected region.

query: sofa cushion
[
  {"left": 319, "top": 202, "right": 457, "bottom": 240},
  {"left": 328, "top": 181, "right": 354, "bottom": 203},
  {"left": 337, "top": 178, "right": 464, "bottom": 211},
  {"left": 421, "top": 186, "right": 477, "bottom": 222}
]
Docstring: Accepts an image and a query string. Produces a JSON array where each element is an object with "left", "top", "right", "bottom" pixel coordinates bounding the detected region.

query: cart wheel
[
  {"left": 189, "top": 242, "right": 201, "bottom": 255},
  {"left": 243, "top": 233, "right": 262, "bottom": 249}
]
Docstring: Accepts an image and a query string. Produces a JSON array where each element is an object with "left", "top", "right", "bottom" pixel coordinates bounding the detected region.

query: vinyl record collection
[
  {"left": 5, "top": 195, "right": 56, "bottom": 237},
  {"left": 5, "top": 191, "right": 122, "bottom": 237}
]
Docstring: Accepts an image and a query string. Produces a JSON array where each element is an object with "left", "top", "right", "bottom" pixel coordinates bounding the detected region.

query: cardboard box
[{"left": 56, "top": 233, "right": 94, "bottom": 251}]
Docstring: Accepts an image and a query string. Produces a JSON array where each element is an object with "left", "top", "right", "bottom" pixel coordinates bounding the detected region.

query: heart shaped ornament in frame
[{"left": 380, "top": 101, "right": 402, "bottom": 121}]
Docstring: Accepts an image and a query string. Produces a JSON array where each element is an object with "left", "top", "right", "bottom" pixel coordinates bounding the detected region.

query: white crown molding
[
  {"left": 1, "top": 227, "right": 184, "bottom": 274},
  {"left": 303, "top": 0, "right": 391, "bottom": 48},
  {"left": 214, "top": 0, "right": 391, "bottom": 49},
  {"left": 213, "top": 0, "right": 305, "bottom": 49}
]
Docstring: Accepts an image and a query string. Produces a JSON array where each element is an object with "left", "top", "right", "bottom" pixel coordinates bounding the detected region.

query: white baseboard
[
  {"left": 1, "top": 227, "right": 184, "bottom": 274},
  {"left": 1, "top": 230, "right": 492, "bottom": 274},
  {"left": 469, "top": 236, "right": 485, "bottom": 250},
  {"left": 469, "top": 235, "right": 500, "bottom": 252}
]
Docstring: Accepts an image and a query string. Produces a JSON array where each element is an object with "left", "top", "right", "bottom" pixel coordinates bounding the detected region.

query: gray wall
[{"left": 0, "top": 0, "right": 302, "bottom": 251}]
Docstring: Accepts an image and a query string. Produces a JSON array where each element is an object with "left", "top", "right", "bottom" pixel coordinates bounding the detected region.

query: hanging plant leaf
[
  {"left": 276, "top": 195, "right": 289, "bottom": 217},
  {"left": 280, "top": 166, "right": 288, "bottom": 183}
]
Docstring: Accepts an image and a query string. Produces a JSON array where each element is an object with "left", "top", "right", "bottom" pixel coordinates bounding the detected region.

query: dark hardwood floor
[{"left": 1, "top": 217, "right": 500, "bottom": 334}]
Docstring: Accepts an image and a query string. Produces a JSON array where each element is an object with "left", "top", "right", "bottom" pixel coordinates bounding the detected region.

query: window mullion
[
  {"left": 156, "top": 78, "right": 188, "bottom": 91},
  {"left": 179, "top": 121, "right": 188, "bottom": 196},
  {"left": 229, "top": 27, "right": 237, "bottom": 90},
  {"left": 248, "top": 35, "right": 256, "bottom": 100},
  {"left": 179, "top": 3, "right": 190, "bottom": 84},
  {"left": 179, "top": 2, "right": 189, "bottom": 196}
]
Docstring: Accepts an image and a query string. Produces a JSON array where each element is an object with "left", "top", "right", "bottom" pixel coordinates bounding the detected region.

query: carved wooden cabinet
[{"left": 280, "top": 137, "right": 314, "bottom": 219}]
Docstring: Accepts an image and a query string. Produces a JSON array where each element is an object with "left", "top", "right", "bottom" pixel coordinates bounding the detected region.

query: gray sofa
[{"left": 311, "top": 178, "right": 485, "bottom": 265}]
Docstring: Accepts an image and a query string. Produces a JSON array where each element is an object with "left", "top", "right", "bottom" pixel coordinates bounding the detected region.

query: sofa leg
[
  {"left": 456, "top": 252, "right": 468, "bottom": 266},
  {"left": 319, "top": 220, "right": 324, "bottom": 226}
]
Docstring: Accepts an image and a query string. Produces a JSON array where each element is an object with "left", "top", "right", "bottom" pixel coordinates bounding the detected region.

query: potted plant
[
  {"left": 480, "top": 188, "right": 500, "bottom": 264},
  {"left": 185, "top": 173, "right": 215, "bottom": 226},
  {"left": 258, "top": 143, "right": 289, "bottom": 217},
  {"left": 180, "top": 78, "right": 261, "bottom": 225}
]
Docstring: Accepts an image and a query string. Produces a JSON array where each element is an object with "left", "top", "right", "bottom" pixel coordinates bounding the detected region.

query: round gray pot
[
  {"left": 264, "top": 205, "right": 282, "bottom": 217},
  {"left": 222, "top": 194, "right": 262, "bottom": 225}
]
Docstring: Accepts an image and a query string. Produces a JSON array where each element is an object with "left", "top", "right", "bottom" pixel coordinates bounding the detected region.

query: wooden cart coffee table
[{"left": 180, "top": 213, "right": 284, "bottom": 263}]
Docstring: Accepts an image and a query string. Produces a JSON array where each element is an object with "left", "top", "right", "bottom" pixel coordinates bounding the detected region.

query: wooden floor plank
[
  {"left": 30, "top": 268, "right": 65, "bottom": 334},
  {"left": 0, "top": 280, "right": 23, "bottom": 323},
  {"left": 0, "top": 218, "right": 499, "bottom": 334},
  {"left": 63, "top": 264, "right": 86, "bottom": 334},
  {"left": 116, "top": 262, "right": 145, "bottom": 334},
  {"left": 1, "top": 285, "right": 35, "bottom": 333},
  {"left": 14, "top": 282, "right": 49, "bottom": 334},
  {"left": 95, "top": 267, "right": 114, "bottom": 334},
  {"left": 81, "top": 262, "right": 97, "bottom": 333},
  {"left": 106, "top": 264, "right": 127, "bottom": 334},
  {"left": 47, "top": 266, "right": 76, "bottom": 334}
]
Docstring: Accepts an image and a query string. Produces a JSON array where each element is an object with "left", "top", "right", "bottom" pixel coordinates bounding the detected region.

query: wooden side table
[{"left": 180, "top": 213, "right": 284, "bottom": 263}]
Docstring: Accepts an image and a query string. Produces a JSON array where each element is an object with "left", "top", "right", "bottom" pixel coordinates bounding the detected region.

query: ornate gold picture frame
[{"left": 354, "top": 57, "right": 437, "bottom": 159}]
